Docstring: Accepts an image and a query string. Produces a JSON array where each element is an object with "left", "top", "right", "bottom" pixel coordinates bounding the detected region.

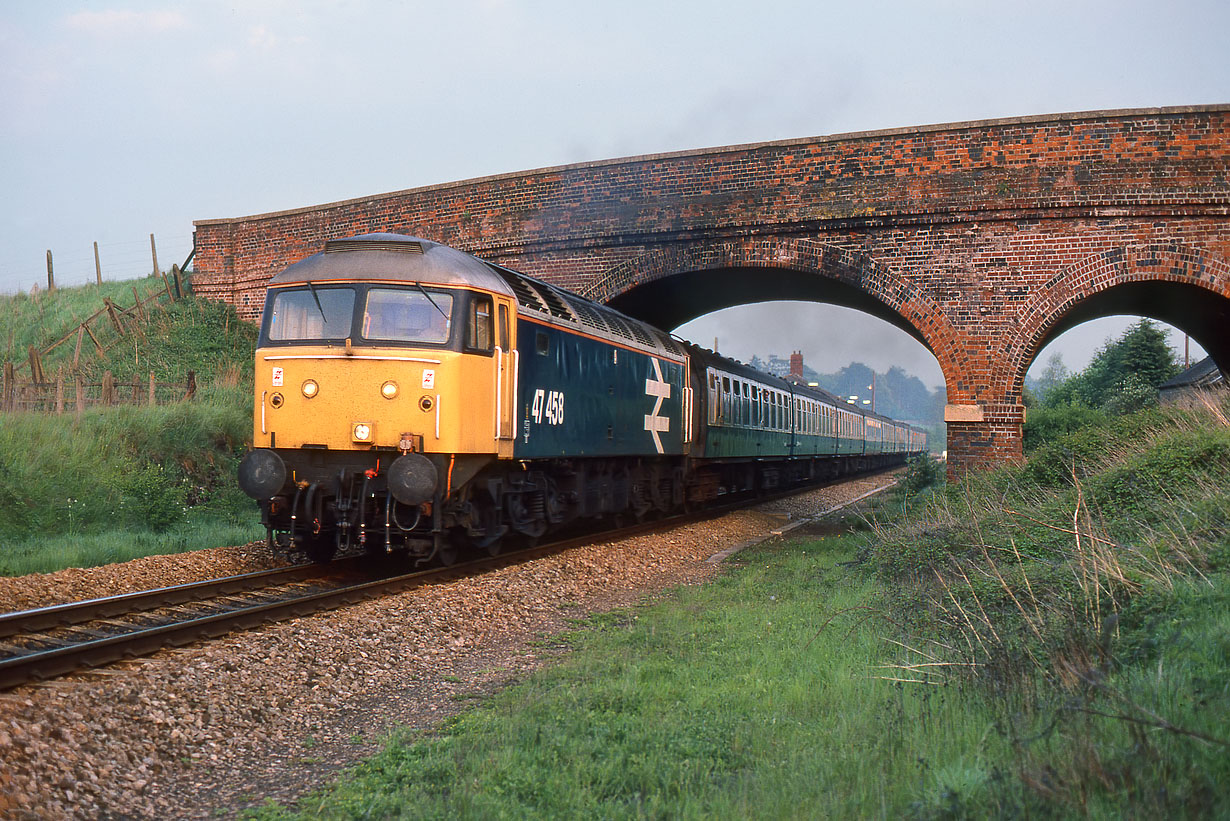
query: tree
[
  {"left": 1079, "top": 319, "right": 1179, "bottom": 408},
  {"left": 1031, "top": 353, "right": 1071, "bottom": 405},
  {"left": 1037, "top": 319, "right": 1180, "bottom": 412}
]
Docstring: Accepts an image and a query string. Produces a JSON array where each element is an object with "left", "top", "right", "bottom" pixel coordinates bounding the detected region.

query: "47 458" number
[{"left": 531, "top": 389, "right": 565, "bottom": 426}]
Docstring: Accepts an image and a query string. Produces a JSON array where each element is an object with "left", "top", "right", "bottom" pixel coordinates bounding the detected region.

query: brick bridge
[{"left": 193, "top": 105, "right": 1230, "bottom": 474}]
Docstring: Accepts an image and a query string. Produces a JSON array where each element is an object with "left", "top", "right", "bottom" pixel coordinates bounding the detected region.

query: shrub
[
  {"left": 1023, "top": 402, "right": 1109, "bottom": 453},
  {"left": 120, "top": 463, "right": 186, "bottom": 532},
  {"left": 899, "top": 453, "right": 944, "bottom": 497}
]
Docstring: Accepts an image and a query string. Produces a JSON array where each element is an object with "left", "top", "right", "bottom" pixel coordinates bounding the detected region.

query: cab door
[{"left": 494, "top": 297, "right": 517, "bottom": 457}]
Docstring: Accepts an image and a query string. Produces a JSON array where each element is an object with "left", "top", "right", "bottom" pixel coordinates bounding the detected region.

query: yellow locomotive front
[{"left": 238, "top": 234, "right": 518, "bottom": 562}]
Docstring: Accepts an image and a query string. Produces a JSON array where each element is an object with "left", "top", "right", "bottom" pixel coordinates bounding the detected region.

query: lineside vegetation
[
  {"left": 249, "top": 392, "right": 1229, "bottom": 819},
  {"left": 0, "top": 280, "right": 261, "bottom": 575}
]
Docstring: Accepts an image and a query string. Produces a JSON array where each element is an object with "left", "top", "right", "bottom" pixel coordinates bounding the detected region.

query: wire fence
[
  {"left": 1, "top": 367, "right": 197, "bottom": 414},
  {"left": 0, "top": 233, "right": 195, "bottom": 296}
]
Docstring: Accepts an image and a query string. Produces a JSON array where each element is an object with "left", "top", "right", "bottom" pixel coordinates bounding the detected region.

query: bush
[
  {"left": 1023, "top": 402, "right": 1109, "bottom": 453},
  {"left": 120, "top": 463, "right": 186, "bottom": 532},
  {"left": 899, "top": 453, "right": 943, "bottom": 497}
]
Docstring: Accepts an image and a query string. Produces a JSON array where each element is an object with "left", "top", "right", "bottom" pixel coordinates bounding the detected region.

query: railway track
[{"left": 0, "top": 471, "right": 897, "bottom": 691}]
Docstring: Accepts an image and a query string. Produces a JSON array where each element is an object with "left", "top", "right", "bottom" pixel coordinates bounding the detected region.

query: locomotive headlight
[
  {"left": 380, "top": 380, "right": 399, "bottom": 400},
  {"left": 352, "top": 422, "right": 373, "bottom": 442},
  {"left": 301, "top": 379, "right": 320, "bottom": 399}
]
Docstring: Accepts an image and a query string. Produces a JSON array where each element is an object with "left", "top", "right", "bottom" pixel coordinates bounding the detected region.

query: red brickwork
[{"left": 193, "top": 106, "right": 1230, "bottom": 474}]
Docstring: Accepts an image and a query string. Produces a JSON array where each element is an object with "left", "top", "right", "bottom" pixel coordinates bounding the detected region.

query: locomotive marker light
[
  {"left": 301, "top": 379, "right": 319, "bottom": 398},
  {"left": 381, "top": 380, "right": 399, "bottom": 399},
  {"left": 352, "top": 422, "right": 373, "bottom": 442}
]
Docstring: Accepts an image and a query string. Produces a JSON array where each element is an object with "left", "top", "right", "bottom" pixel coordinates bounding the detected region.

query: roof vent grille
[{"left": 325, "top": 239, "right": 424, "bottom": 254}]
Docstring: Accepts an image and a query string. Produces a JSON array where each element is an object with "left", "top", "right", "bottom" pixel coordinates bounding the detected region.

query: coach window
[
  {"left": 498, "top": 304, "right": 509, "bottom": 350},
  {"left": 466, "top": 294, "right": 494, "bottom": 353}
]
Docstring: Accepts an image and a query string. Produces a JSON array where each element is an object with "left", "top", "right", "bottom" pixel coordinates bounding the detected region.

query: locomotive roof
[{"left": 268, "top": 233, "right": 516, "bottom": 297}]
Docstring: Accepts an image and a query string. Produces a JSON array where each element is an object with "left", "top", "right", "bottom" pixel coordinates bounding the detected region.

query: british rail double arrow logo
[{"left": 643, "top": 357, "right": 671, "bottom": 454}]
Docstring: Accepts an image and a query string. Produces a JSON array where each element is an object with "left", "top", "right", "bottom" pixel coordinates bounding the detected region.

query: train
[{"left": 237, "top": 233, "right": 928, "bottom": 563}]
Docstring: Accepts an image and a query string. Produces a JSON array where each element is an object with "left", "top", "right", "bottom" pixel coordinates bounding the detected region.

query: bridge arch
[
  {"left": 1011, "top": 242, "right": 1230, "bottom": 396},
  {"left": 584, "top": 236, "right": 959, "bottom": 384}
]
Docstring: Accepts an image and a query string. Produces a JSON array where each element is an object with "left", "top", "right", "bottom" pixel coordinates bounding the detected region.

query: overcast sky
[{"left": 2, "top": 1, "right": 1224, "bottom": 388}]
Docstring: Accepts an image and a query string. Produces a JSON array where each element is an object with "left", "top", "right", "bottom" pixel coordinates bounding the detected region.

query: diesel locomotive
[{"left": 238, "top": 233, "right": 927, "bottom": 563}]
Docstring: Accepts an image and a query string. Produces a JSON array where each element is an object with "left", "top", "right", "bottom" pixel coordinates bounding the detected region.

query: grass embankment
[
  {"left": 0, "top": 280, "right": 260, "bottom": 575},
  {"left": 251, "top": 394, "right": 1229, "bottom": 819}
]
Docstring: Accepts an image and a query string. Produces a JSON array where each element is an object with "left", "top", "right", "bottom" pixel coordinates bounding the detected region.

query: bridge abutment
[{"left": 944, "top": 403, "right": 1027, "bottom": 476}]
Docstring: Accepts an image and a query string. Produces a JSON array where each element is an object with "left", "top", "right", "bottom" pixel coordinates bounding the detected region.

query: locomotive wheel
[
  {"left": 469, "top": 495, "right": 504, "bottom": 557},
  {"left": 436, "top": 541, "right": 460, "bottom": 566},
  {"left": 303, "top": 533, "right": 337, "bottom": 564}
]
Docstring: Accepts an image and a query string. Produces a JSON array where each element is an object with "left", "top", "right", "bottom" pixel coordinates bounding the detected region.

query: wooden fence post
[
  {"left": 184, "top": 370, "right": 196, "bottom": 401},
  {"left": 132, "top": 287, "right": 147, "bottom": 322},
  {"left": 94, "top": 242, "right": 102, "bottom": 285},
  {"left": 103, "top": 298, "right": 126, "bottom": 337},
  {"left": 84, "top": 323, "right": 106, "bottom": 359},
  {"left": 152, "top": 234, "right": 175, "bottom": 300},
  {"left": 148, "top": 372, "right": 156, "bottom": 405},
  {"left": 102, "top": 371, "right": 115, "bottom": 406},
  {"left": 28, "top": 346, "right": 45, "bottom": 384},
  {"left": 46, "top": 250, "right": 55, "bottom": 292},
  {"left": 2, "top": 361, "right": 12, "bottom": 412},
  {"left": 72, "top": 327, "right": 84, "bottom": 371}
]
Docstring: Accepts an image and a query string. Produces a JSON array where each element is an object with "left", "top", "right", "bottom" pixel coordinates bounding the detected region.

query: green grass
[
  {"left": 1, "top": 278, "right": 261, "bottom": 575},
  {"left": 0, "top": 518, "right": 263, "bottom": 576},
  {"left": 245, "top": 393, "right": 1230, "bottom": 820},
  {"left": 249, "top": 531, "right": 1021, "bottom": 819},
  {"left": 0, "top": 383, "right": 261, "bottom": 575},
  {"left": 3, "top": 276, "right": 167, "bottom": 358}
]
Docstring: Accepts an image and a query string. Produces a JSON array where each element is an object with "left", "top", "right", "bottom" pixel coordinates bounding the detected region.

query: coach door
[{"left": 494, "top": 296, "right": 517, "bottom": 457}]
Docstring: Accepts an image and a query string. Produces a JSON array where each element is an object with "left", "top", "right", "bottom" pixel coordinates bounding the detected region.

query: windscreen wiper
[
  {"left": 305, "top": 280, "right": 327, "bottom": 325},
  {"left": 415, "top": 282, "right": 448, "bottom": 320}
]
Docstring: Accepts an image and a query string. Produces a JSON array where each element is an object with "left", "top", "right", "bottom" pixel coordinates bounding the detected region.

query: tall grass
[
  {"left": 861, "top": 391, "right": 1230, "bottom": 814},
  {"left": 1, "top": 276, "right": 171, "bottom": 365},
  {"left": 251, "top": 532, "right": 1025, "bottom": 819},
  {"left": 1, "top": 277, "right": 256, "bottom": 384}
]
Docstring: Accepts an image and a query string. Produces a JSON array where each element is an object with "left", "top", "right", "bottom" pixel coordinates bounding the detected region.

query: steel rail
[
  {"left": 0, "top": 466, "right": 900, "bottom": 691},
  {"left": 0, "top": 561, "right": 357, "bottom": 639}
]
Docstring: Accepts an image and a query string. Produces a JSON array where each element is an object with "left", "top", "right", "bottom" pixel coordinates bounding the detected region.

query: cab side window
[{"left": 466, "top": 294, "right": 493, "bottom": 352}]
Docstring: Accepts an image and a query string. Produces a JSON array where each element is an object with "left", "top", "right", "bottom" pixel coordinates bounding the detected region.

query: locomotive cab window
[
  {"left": 361, "top": 287, "right": 452, "bottom": 344},
  {"left": 267, "top": 287, "right": 356, "bottom": 342},
  {"left": 465, "top": 294, "right": 493, "bottom": 353}
]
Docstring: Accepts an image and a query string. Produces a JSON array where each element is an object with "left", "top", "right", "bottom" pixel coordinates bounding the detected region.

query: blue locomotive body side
[{"left": 512, "top": 317, "right": 687, "bottom": 460}]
